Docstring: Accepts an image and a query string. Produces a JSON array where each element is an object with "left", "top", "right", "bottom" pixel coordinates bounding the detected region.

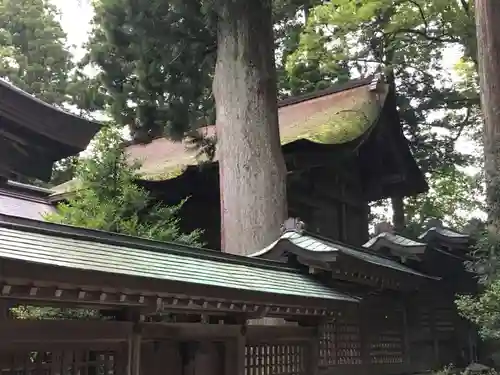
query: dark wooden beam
[{"left": 0, "top": 320, "right": 132, "bottom": 345}]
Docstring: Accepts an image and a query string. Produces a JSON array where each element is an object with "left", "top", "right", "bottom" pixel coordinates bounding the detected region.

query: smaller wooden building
[
  {"left": 0, "top": 80, "right": 100, "bottom": 181},
  {"left": 0, "top": 214, "right": 478, "bottom": 375}
]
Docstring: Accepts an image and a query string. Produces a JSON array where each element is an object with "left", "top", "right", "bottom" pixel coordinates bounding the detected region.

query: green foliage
[
  {"left": 84, "top": 0, "right": 216, "bottom": 142},
  {"left": 457, "top": 278, "right": 500, "bottom": 339},
  {"left": 0, "top": 0, "right": 73, "bottom": 105},
  {"left": 402, "top": 166, "right": 484, "bottom": 236},
  {"left": 11, "top": 305, "right": 99, "bottom": 320},
  {"left": 84, "top": 0, "right": 351, "bottom": 141},
  {"left": 291, "top": 0, "right": 479, "bottom": 175},
  {"left": 45, "top": 126, "right": 202, "bottom": 245}
]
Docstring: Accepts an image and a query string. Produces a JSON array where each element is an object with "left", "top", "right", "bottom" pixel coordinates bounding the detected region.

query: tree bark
[
  {"left": 475, "top": 1, "right": 500, "bottom": 231},
  {"left": 391, "top": 196, "right": 405, "bottom": 233},
  {"left": 213, "top": 0, "right": 287, "bottom": 255}
]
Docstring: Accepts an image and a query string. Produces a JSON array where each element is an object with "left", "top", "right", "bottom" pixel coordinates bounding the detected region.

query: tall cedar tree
[
  {"left": 475, "top": 1, "right": 500, "bottom": 232},
  {"left": 214, "top": 0, "right": 287, "bottom": 253},
  {"left": 85, "top": 0, "right": 317, "bottom": 253},
  {"left": 0, "top": 0, "right": 73, "bottom": 104},
  {"left": 45, "top": 127, "right": 202, "bottom": 245},
  {"left": 454, "top": 1, "right": 500, "bottom": 339}
]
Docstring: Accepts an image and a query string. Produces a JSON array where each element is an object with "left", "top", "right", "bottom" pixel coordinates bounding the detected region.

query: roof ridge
[
  {"left": 0, "top": 189, "right": 52, "bottom": 205},
  {"left": 277, "top": 76, "right": 375, "bottom": 108},
  {"left": 0, "top": 214, "right": 306, "bottom": 273}
]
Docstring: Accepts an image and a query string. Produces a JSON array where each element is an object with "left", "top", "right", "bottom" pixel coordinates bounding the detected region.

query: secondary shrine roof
[
  {"left": 0, "top": 214, "right": 358, "bottom": 305},
  {"left": 251, "top": 230, "right": 436, "bottom": 280}
]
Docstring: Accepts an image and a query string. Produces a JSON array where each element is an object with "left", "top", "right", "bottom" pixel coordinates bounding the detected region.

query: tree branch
[{"left": 392, "top": 28, "right": 458, "bottom": 43}]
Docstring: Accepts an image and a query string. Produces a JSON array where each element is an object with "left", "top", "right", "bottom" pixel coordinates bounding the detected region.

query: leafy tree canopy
[
  {"left": 290, "top": 0, "right": 479, "bottom": 175},
  {"left": 0, "top": 0, "right": 73, "bottom": 105}
]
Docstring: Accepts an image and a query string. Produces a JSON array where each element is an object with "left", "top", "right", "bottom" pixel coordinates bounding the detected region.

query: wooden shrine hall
[
  {"left": 0, "top": 214, "right": 479, "bottom": 375},
  {"left": 0, "top": 75, "right": 481, "bottom": 375},
  {"left": 122, "top": 75, "right": 428, "bottom": 250}
]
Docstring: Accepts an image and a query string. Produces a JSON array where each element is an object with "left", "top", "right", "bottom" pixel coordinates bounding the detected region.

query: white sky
[{"left": 52, "top": 0, "right": 93, "bottom": 60}]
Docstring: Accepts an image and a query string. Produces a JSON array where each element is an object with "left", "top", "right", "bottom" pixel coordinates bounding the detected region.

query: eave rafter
[{"left": 0, "top": 282, "right": 340, "bottom": 319}]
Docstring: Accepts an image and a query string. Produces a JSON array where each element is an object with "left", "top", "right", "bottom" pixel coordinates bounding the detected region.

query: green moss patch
[{"left": 280, "top": 84, "right": 387, "bottom": 145}]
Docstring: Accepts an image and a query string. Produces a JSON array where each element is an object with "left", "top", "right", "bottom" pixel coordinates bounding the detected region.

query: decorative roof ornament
[
  {"left": 281, "top": 217, "right": 306, "bottom": 234},
  {"left": 374, "top": 222, "right": 394, "bottom": 235},
  {"left": 369, "top": 73, "right": 383, "bottom": 92},
  {"left": 425, "top": 218, "right": 443, "bottom": 230}
]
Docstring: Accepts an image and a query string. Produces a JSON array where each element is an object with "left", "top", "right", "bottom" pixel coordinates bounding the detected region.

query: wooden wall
[
  {"left": 0, "top": 296, "right": 473, "bottom": 375},
  {"left": 143, "top": 159, "right": 371, "bottom": 249},
  {"left": 316, "top": 293, "right": 473, "bottom": 375}
]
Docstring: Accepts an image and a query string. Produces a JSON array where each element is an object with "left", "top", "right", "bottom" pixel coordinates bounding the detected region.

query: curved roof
[
  {"left": 0, "top": 79, "right": 101, "bottom": 180},
  {"left": 125, "top": 77, "right": 385, "bottom": 178},
  {"left": 250, "top": 230, "right": 437, "bottom": 280}
]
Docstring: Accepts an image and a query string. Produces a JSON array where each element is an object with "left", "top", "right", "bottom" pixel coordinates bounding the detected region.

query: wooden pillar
[
  {"left": 402, "top": 304, "right": 411, "bottom": 367},
  {"left": 127, "top": 324, "right": 142, "bottom": 375},
  {"left": 306, "top": 326, "right": 320, "bottom": 375},
  {"left": 0, "top": 299, "right": 9, "bottom": 321},
  {"left": 225, "top": 327, "right": 246, "bottom": 375},
  {"left": 430, "top": 306, "right": 440, "bottom": 366}
]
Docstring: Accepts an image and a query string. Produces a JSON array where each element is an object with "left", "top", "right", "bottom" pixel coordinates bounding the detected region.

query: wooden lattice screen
[
  {"left": 245, "top": 342, "right": 307, "bottom": 375},
  {"left": 319, "top": 312, "right": 362, "bottom": 366},
  {"left": 319, "top": 321, "right": 336, "bottom": 366},
  {"left": 0, "top": 348, "right": 122, "bottom": 375},
  {"left": 412, "top": 305, "right": 432, "bottom": 338},
  {"left": 434, "top": 307, "right": 455, "bottom": 334},
  {"left": 367, "top": 309, "right": 404, "bottom": 365}
]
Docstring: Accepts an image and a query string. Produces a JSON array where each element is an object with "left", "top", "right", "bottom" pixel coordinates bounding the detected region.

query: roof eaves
[
  {"left": 419, "top": 226, "right": 470, "bottom": 243},
  {"left": 0, "top": 224, "right": 360, "bottom": 304},
  {"left": 0, "top": 79, "right": 102, "bottom": 129}
]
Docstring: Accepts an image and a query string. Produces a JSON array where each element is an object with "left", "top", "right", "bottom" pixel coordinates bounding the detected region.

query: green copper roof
[
  {"left": 364, "top": 232, "right": 427, "bottom": 252},
  {"left": 0, "top": 216, "right": 358, "bottom": 303},
  {"left": 251, "top": 230, "right": 436, "bottom": 279}
]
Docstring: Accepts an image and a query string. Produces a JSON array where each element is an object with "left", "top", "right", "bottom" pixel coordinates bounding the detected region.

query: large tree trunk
[
  {"left": 391, "top": 196, "right": 405, "bottom": 233},
  {"left": 213, "top": 0, "right": 287, "bottom": 255},
  {"left": 475, "top": 1, "right": 500, "bottom": 231}
]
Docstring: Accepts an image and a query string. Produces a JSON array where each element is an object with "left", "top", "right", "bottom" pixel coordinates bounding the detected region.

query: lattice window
[
  {"left": 245, "top": 342, "right": 306, "bottom": 375},
  {"left": 319, "top": 321, "right": 336, "bottom": 366},
  {"left": 336, "top": 315, "right": 362, "bottom": 365},
  {"left": 368, "top": 311, "right": 404, "bottom": 365},
  {"left": 0, "top": 349, "right": 118, "bottom": 375}
]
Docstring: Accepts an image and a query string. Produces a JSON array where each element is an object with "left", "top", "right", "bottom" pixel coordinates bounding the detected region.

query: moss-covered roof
[
  {"left": 280, "top": 83, "right": 387, "bottom": 145},
  {"left": 123, "top": 77, "right": 388, "bottom": 178},
  {"left": 52, "top": 77, "right": 389, "bottom": 193}
]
